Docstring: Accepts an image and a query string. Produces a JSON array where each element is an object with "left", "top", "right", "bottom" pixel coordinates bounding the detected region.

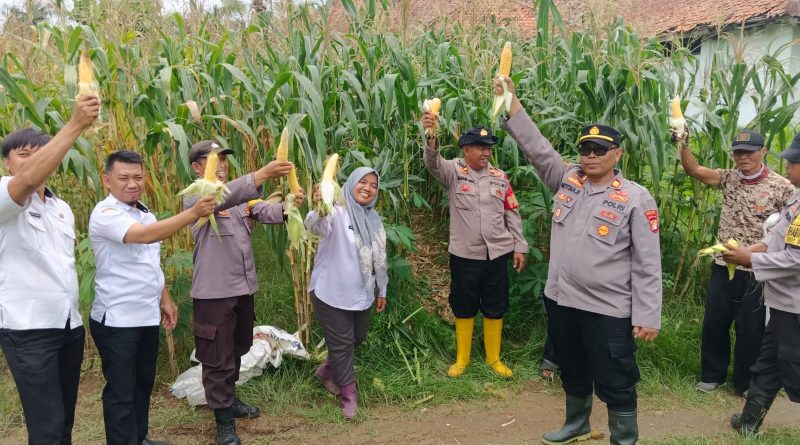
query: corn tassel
[
  {"left": 422, "top": 97, "right": 441, "bottom": 138},
  {"left": 178, "top": 149, "right": 230, "bottom": 239},
  {"left": 491, "top": 42, "right": 513, "bottom": 118},
  {"left": 669, "top": 95, "right": 686, "bottom": 138},
  {"left": 698, "top": 238, "right": 739, "bottom": 280},
  {"left": 318, "top": 153, "right": 342, "bottom": 216}
]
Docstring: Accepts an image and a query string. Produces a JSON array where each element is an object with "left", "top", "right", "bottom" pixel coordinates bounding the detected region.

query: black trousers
[
  {"left": 192, "top": 295, "right": 254, "bottom": 409},
  {"left": 449, "top": 253, "right": 511, "bottom": 319},
  {"left": 701, "top": 264, "right": 765, "bottom": 393},
  {"left": 541, "top": 291, "right": 558, "bottom": 367},
  {"left": 544, "top": 295, "right": 639, "bottom": 411},
  {"left": 0, "top": 322, "right": 84, "bottom": 445},
  {"left": 311, "top": 292, "right": 372, "bottom": 386},
  {"left": 90, "top": 319, "right": 160, "bottom": 445},
  {"left": 750, "top": 308, "right": 800, "bottom": 402}
]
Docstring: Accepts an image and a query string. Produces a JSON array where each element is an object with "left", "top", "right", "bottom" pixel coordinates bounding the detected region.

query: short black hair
[
  {"left": 1, "top": 128, "right": 52, "bottom": 158},
  {"left": 105, "top": 150, "right": 143, "bottom": 174}
]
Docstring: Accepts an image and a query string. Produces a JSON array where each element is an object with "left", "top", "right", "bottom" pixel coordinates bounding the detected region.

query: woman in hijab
[{"left": 305, "top": 166, "right": 388, "bottom": 419}]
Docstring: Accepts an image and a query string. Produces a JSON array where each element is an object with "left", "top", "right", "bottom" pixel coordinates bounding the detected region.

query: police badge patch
[{"left": 786, "top": 213, "right": 800, "bottom": 247}]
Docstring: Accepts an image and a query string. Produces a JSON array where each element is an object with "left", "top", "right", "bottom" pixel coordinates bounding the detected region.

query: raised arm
[
  {"left": 497, "top": 78, "right": 566, "bottom": 193},
  {"left": 421, "top": 110, "right": 457, "bottom": 188},
  {"left": 675, "top": 133, "right": 721, "bottom": 186},
  {"left": 6, "top": 96, "right": 99, "bottom": 205}
]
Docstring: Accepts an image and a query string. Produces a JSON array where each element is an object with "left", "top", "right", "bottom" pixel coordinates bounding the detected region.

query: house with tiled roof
[{"left": 327, "top": 0, "right": 800, "bottom": 125}]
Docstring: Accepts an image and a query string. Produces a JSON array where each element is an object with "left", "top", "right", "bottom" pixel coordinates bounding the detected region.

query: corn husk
[
  {"left": 178, "top": 150, "right": 230, "bottom": 239},
  {"left": 492, "top": 42, "right": 513, "bottom": 118},
  {"left": 698, "top": 238, "right": 739, "bottom": 280}
]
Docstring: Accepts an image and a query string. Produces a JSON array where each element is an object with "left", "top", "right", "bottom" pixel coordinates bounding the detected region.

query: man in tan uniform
[
  {"left": 675, "top": 129, "right": 793, "bottom": 395},
  {"left": 497, "top": 77, "right": 662, "bottom": 445},
  {"left": 421, "top": 113, "right": 528, "bottom": 379}
]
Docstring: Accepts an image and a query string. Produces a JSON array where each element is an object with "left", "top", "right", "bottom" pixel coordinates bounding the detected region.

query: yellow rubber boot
[
  {"left": 447, "top": 317, "right": 474, "bottom": 378},
  {"left": 484, "top": 318, "right": 513, "bottom": 378}
]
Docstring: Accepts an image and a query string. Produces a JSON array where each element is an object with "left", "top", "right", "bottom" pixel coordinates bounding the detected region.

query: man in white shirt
[
  {"left": 89, "top": 150, "right": 214, "bottom": 445},
  {"left": 0, "top": 96, "right": 98, "bottom": 444}
]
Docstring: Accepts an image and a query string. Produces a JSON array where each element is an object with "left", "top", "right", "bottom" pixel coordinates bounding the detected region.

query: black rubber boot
[
  {"left": 608, "top": 409, "right": 638, "bottom": 445},
  {"left": 214, "top": 408, "right": 241, "bottom": 445},
  {"left": 542, "top": 394, "right": 593, "bottom": 444},
  {"left": 232, "top": 397, "right": 260, "bottom": 419},
  {"left": 730, "top": 384, "right": 776, "bottom": 436}
]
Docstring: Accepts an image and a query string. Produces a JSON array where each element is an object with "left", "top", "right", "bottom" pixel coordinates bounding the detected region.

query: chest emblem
[
  {"left": 597, "top": 225, "right": 610, "bottom": 236},
  {"left": 600, "top": 210, "right": 618, "bottom": 221},
  {"left": 554, "top": 207, "right": 562, "bottom": 218},
  {"left": 460, "top": 183, "right": 471, "bottom": 193},
  {"left": 218, "top": 210, "right": 230, "bottom": 217},
  {"left": 608, "top": 191, "right": 629, "bottom": 203}
]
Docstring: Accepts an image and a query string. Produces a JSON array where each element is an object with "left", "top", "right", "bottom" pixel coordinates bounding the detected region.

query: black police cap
[
  {"left": 189, "top": 140, "right": 234, "bottom": 163},
  {"left": 458, "top": 126, "right": 499, "bottom": 147},
  {"left": 779, "top": 132, "right": 800, "bottom": 163},
  {"left": 577, "top": 124, "right": 623, "bottom": 148},
  {"left": 730, "top": 130, "right": 765, "bottom": 151}
]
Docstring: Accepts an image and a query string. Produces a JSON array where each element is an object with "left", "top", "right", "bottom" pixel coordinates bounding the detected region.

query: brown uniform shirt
[
  {"left": 423, "top": 145, "right": 528, "bottom": 261},
  {"left": 503, "top": 109, "right": 663, "bottom": 329},
  {"left": 183, "top": 173, "right": 284, "bottom": 299},
  {"left": 714, "top": 168, "right": 794, "bottom": 270}
]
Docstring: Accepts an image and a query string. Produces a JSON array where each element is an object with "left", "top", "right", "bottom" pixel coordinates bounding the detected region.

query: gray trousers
[{"left": 311, "top": 292, "right": 372, "bottom": 386}]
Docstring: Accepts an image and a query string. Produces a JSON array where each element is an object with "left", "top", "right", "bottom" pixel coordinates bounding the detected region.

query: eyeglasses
[{"left": 578, "top": 144, "right": 617, "bottom": 157}]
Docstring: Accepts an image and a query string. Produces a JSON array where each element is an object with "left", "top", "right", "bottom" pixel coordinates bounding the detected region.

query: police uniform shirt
[
  {"left": 183, "top": 173, "right": 284, "bottom": 300},
  {"left": 0, "top": 176, "right": 82, "bottom": 330},
  {"left": 752, "top": 189, "right": 800, "bottom": 314},
  {"left": 89, "top": 194, "right": 164, "bottom": 327},
  {"left": 423, "top": 146, "right": 529, "bottom": 260},
  {"left": 502, "top": 109, "right": 662, "bottom": 329}
]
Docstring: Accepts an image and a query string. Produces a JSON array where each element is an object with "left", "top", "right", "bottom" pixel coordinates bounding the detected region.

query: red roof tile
[{"left": 325, "top": 0, "right": 800, "bottom": 37}]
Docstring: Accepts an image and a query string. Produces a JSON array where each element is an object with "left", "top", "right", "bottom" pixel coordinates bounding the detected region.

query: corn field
[{"left": 1, "top": 0, "right": 799, "bottom": 351}]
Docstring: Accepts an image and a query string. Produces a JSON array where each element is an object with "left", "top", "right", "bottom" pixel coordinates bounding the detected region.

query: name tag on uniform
[{"left": 28, "top": 211, "right": 41, "bottom": 218}]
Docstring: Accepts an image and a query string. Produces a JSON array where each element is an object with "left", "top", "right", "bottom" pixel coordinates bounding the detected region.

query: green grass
[{"left": 646, "top": 427, "right": 800, "bottom": 445}]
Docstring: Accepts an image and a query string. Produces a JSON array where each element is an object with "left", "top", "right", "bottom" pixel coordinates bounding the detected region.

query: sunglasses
[{"left": 578, "top": 143, "right": 617, "bottom": 157}]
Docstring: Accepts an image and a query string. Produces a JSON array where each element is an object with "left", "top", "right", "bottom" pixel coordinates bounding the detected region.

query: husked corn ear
[
  {"left": 179, "top": 148, "right": 230, "bottom": 239},
  {"left": 318, "top": 153, "right": 342, "bottom": 215},
  {"left": 78, "top": 49, "right": 98, "bottom": 97},
  {"left": 698, "top": 239, "right": 739, "bottom": 281},
  {"left": 423, "top": 98, "right": 441, "bottom": 137},
  {"left": 668, "top": 95, "right": 686, "bottom": 138},
  {"left": 497, "top": 42, "right": 512, "bottom": 77},
  {"left": 203, "top": 150, "right": 219, "bottom": 182},
  {"left": 276, "top": 127, "right": 289, "bottom": 162},
  {"left": 491, "top": 42, "right": 513, "bottom": 118},
  {"left": 288, "top": 168, "right": 301, "bottom": 195}
]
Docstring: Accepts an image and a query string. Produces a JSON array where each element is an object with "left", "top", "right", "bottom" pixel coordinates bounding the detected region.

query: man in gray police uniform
[{"left": 497, "top": 77, "right": 662, "bottom": 445}]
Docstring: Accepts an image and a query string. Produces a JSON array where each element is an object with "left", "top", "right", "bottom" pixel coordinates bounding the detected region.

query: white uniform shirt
[
  {"left": 306, "top": 206, "right": 378, "bottom": 311},
  {"left": 0, "top": 176, "right": 82, "bottom": 330},
  {"left": 89, "top": 195, "right": 164, "bottom": 327}
]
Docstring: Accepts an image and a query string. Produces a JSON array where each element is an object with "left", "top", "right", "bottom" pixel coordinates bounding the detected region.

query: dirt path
[{"left": 161, "top": 381, "right": 800, "bottom": 445}]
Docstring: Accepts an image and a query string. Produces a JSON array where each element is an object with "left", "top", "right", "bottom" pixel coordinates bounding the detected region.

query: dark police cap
[
  {"left": 779, "top": 132, "right": 800, "bottom": 163},
  {"left": 458, "top": 126, "right": 499, "bottom": 147},
  {"left": 730, "top": 130, "right": 765, "bottom": 151},
  {"left": 577, "top": 124, "right": 623, "bottom": 148},
  {"left": 189, "top": 140, "right": 234, "bottom": 163}
]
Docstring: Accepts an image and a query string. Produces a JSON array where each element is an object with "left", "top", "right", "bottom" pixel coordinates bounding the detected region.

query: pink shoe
[
  {"left": 339, "top": 382, "right": 358, "bottom": 419},
  {"left": 315, "top": 360, "right": 340, "bottom": 395}
]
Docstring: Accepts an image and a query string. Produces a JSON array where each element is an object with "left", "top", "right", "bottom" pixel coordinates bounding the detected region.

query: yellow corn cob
[
  {"left": 669, "top": 95, "right": 686, "bottom": 138},
  {"left": 276, "top": 127, "right": 289, "bottom": 161},
  {"left": 492, "top": 42, "right": 513, "bottom": 118},
  {"left": 423, "top": 98, "right": 441, "bottom": 137},
  {"left": 178, "top": 147, "right": 230, "bottom": 239},
  {"left": 78, "top": 49, "right": 98, "bottom": 97},
  {"left": 318, "top": 153, "right": 341, "bottom": 215},
  {"left": 204, "top": 150, "right": 219, "bottom": 181},
  {"left": 288, "top": 168, "right": 301, "bottom": 195},
  {"left": 698, "top": 239, "right": 739, "bottom": 280},
  {"left": 497, "top": 42, "right": 512, "bottom": 77}
]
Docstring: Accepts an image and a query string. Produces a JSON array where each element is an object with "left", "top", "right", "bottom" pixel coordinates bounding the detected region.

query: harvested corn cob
[
  {"left": 77, "top": 49, "right": 99, "bottom": 98},
  {"left": 318, "top": 153, "right": 342, "bottom": 216},
  {"left": 669, "top": 95, "right": 686, "bottom": 138},
  {"left": 178, "top": 147, "right": 230, "bottom": 238},
  {"left": 698, "top": 238, "right": 739, "bottom": 280},
  {"left": 423, "top": 98, "right": 441, "bottom": 138},
  {"left": 492, "top": 42, "right": 513, "bottom": 118},
  {"left": 275, "top": 126, "right": 307, "bottom": 247}
]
